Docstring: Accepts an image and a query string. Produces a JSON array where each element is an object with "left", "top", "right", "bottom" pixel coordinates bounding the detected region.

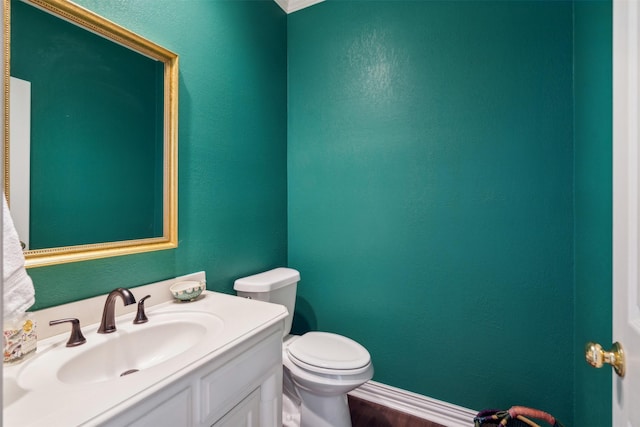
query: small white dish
[{"left": 170, "top": 280, "right": 205, "bottom": 302}]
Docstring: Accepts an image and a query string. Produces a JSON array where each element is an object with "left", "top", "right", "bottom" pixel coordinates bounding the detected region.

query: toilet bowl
[{"left": 234, "top": 268, "right": 374, "bottom": 427}]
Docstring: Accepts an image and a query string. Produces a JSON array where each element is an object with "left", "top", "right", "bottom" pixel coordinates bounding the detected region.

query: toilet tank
[{"left": 234, "top": 267, "right": 300, "bottom": 336}]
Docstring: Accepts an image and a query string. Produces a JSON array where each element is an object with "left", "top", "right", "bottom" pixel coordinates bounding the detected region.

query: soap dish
[{"left": 170, "top": 280, "right": 205, "bottom": 302}]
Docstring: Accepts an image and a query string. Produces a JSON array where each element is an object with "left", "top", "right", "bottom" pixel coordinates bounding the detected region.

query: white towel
[{"left": 3, "top": 194, "right": 34, "bottom": 319}]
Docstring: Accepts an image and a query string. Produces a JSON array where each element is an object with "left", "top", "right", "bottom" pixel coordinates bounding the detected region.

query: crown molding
[{"left": 273, "top": 0, "right": 324, "bottom": 14}]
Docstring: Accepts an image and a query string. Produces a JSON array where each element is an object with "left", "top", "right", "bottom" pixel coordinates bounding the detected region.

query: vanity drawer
[{"left": 200, "top": 331, "right": 281, "bottom": 425}]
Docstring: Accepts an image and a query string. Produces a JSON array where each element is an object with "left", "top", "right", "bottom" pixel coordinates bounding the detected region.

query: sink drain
[{"left": 120, "top": 369, "right": 139, "bottom": 377}]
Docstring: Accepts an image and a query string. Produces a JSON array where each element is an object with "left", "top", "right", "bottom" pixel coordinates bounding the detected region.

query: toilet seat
[{"left": 286, "top": 332, "right": 371, "bottom": 376}]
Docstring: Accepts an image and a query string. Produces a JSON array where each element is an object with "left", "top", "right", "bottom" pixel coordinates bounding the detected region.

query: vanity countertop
[{"left": 3, "top": 291, "right": 287, "bottom": 427}]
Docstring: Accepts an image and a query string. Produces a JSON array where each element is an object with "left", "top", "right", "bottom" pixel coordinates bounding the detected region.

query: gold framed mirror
[{"left": 3, "top": 0, "right": 178, "bottom": 268}]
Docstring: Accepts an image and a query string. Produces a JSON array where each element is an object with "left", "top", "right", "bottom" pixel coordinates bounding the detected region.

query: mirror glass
[{"left": 3, "top": 0, "right": 178, "bottom": 267}]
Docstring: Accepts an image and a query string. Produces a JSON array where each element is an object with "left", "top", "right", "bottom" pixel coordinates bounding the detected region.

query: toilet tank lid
[{"left": 234, "top": 267, "right": 300, "bottom": 292}]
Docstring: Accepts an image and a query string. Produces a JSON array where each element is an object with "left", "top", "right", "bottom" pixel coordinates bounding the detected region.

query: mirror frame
[{"left": 3, "top": 0, "right": 178, "bottom": 268}]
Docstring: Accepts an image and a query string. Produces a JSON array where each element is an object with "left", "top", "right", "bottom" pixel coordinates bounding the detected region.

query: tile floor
[{"left": 348, "top": 396, "right": 447, "bottom": 427}]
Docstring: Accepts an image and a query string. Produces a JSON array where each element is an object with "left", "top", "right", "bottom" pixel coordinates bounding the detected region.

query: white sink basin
[
  {"left": 3, "top": 289, "right": 288, "bottom": 427},
  {"left": 17, "top": 311, "right": 223, "bottom": 389}
]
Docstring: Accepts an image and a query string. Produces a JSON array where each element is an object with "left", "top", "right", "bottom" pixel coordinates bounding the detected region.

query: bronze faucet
[
  {"left": 97, "top": 288, "right": 136, "bottom": 333},
  {"left": 49, "top": 318, "right": 86, "bottom": 347}
]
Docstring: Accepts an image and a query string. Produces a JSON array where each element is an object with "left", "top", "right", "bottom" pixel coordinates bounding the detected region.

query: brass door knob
[{"left": 585, "top": 341, "right": 625, "bottom": 377}]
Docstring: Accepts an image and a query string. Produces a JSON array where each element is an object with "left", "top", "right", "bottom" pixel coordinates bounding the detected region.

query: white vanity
[{"left": 3, "top": 273, "right": 287, "bottom": 427}]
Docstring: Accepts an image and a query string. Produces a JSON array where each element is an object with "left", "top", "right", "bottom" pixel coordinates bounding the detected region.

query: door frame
[{"left": 612, "top": 0, "right": 639, "bottom": 425}]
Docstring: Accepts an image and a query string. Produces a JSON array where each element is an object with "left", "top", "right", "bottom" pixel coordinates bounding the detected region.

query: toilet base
[
  {"left": 283, "top": 392, "right": 302, "bottom": 427},
  {"left": 281, "top": 334, "right": 372, "bottom": 427},
  {"left": 282, "top": 376, "right": 354, "bottom": 427},
  {"left": 298, "top": 389, "right": 352, "bottom": 427}
]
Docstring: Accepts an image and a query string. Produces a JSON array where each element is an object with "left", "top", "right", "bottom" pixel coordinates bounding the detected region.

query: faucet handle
[
  {"left": 134, "top": 295, "right": 151, "bottom": 324},
  {"left": 49, "top": 318, "right": 86, "bottom": 347}
]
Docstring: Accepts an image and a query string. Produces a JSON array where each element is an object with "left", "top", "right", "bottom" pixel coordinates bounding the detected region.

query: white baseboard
[{"left": 348, "top": 381, "right": 477, "bottom": 427}]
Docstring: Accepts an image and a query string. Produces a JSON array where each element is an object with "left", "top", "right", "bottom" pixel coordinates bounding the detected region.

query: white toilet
[{"left": 234, "top": 267, "right": 374, "bottom": 427}]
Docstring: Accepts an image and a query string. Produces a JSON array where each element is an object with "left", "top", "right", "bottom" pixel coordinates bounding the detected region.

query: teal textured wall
[
  {"left": 574, "top": 1, "right": 612, "bottom": 426},
  {"left": 26, "top": 0, "right": 288, "bottom": 308},
  {"left": 287, "top": 1, "right": 575, "bottom": 423}
]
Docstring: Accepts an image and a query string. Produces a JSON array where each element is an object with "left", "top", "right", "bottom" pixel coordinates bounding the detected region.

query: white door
[
  {"left": 612, "top": 0, "right": 640, "bottom": 425},
  {"left": 8, "top": 76, "right": 31, "bottom": 249}
]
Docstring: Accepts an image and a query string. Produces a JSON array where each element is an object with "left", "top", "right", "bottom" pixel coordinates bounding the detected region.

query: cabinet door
[
  {"left": 212, "top": 388, "right": 260, "bottom": 427},
  {"left": 200, "top": 331, "right": 281, "bottom": 424},
  {"left": 127, "top": 387, "right": 192, "bottom": 427}
]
